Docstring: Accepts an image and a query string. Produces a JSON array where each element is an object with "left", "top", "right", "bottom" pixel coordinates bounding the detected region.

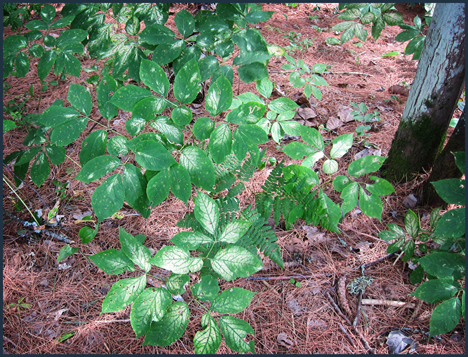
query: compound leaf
[
  {"left": 101, "top": 275, "right": 146, "bottom": 313},
  {"left": 194, "top": 313, "right": 221, "bottom": 354}
]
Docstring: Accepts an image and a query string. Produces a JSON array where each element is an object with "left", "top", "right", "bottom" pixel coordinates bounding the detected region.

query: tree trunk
[
  {"left": 423, "top": 108, "right": 465, "bottom": 207},
  {"left": 381, "top": 3, "right": 465, "bottom": 182}
]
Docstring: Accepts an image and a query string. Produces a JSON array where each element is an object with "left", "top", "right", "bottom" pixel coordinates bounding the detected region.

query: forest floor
[{"left": 2, "top": 3, "right": 465, "bottom": 354}]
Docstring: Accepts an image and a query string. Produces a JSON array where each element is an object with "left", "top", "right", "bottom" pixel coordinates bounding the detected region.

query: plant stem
[
  {"left": 66, "top": 155, "right": 81, "bottom": 168},
  {"left": 3, "top": 176, "right": 40, "bottom": 226},
  {"left": 88, "top": 117, "right": 122, "bottom": 135}
]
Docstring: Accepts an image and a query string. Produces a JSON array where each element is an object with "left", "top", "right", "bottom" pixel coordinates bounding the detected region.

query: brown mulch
[{"left": 3, "top": 3, "right": 464, "bottom": 354}]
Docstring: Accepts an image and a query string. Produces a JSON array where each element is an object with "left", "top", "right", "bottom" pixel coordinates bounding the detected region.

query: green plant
[
  {"left": 289, "top": 278, "right": 301, "bottom": 288},
  {"left": 378, "top": 152, "right": 465, "bottom": 337},
  {"left": 5, "top": 297, "right": 31, "bottom": 315},
  {"left": 282, "top": 31, "right": 314, "bottom": 53},
  {"left": 52, "top": 180, "right": 69, "bottom": 201},
  {"left": 2, "top": 3, "right": 400, "bottom": 351},
  {"left": 281, "top": 54, "right": 329, "bottom": 101},
  {"left": 349, "top": 101, "right": 380, "bottom": 139},
  {"left": 90, "top": 194, "right": 281, "bottom": 353}
]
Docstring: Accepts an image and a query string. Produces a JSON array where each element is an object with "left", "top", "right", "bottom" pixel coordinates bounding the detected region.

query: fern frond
[{"left": 237, "top": 205, "right": 284, "bottom": 268}]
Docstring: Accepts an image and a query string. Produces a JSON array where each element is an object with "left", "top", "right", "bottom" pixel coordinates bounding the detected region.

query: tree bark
[
  {"left": 381, "top": 3, "right": 465, "bottom": 182},
  {"left": 423, "top": 108, "right": 465, "bottom": 207}
]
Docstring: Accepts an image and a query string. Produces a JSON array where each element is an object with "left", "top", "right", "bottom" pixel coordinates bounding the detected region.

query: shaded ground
[{"left": 3, "top": 3, "right": 465, "bottom": 354}]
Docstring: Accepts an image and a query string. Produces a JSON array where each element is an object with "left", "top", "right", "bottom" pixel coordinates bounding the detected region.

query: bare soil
[{"left": 3, "top": 3, "right": 464, "bottom": 354}]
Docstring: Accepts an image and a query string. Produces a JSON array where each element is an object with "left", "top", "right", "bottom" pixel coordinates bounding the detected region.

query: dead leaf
[
  {"left": 337, "top": 107, "right": 354, "bottom": 122},
  {"left": 302, "top": 226, "right": 329, "bottom": 244},
  {"left": 337, "top": 83, "right": 349, "bottom": 88},
  {"left": 277, "top": 332, "right": 294, "bottom": 348},
  {"left": 326, "top": 116, "right": 343, "bottom": 130},
  {"left": 53, "top": 308, "right": 69, "bottom": 321},
  {"left": 404, "top": 194, "right": 418, "bottom": 208},
  {"left": 72, "top": 210, "right": 92, "bottom": 220},
  {"left": 296, "top": 107, "right": 317, "bottom": 120},
  {"left": 308, "top": 319, "right": 328, "bottom": 330},
  {"left": 388, "top": 85, "right": 410, "bottom": 96},
  {"left": 354, "top": 148, "right": 382, "bottom": 160},
  {"left": 73, "top": 190, "right": 84, "bottom": 197},
  {"left": 293, "top": 92, "right": 311, "bottom": 107}
]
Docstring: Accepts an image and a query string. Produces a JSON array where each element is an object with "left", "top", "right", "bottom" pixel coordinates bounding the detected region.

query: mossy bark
[
  {"left": 381, "top": 3, "right": 465, "bottom": 182},
  {"left": 423, "top": 109, "right": 465, "bottom": 207}
]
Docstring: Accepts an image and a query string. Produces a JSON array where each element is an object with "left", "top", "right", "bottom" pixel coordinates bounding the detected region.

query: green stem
[
  {"left": 3, "top": 175, "right": 41, "bottom": 226},
  {"left": 66, "top": 155, "right": 81, "bottom": 169},
  {"left": 88, "top": 117, "right": 122, "bottom": 136}
]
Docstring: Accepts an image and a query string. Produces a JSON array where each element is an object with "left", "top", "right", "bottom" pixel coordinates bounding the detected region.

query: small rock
[
  {"left": 403, "top": 194, "right": 418, "bottom": 208},
  {"left": 148, "top": 247, "right": 156, "bottom": 256}
]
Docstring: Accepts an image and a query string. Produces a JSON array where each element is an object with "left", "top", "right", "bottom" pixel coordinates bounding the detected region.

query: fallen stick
[
  {"left": 361, "top": 299, "right": 415, "bottom": 309},
  {"left": 339, "top": 323, "right": 355, "bottom": 345}
]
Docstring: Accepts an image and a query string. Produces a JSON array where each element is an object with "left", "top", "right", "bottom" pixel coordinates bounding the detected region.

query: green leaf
[
  {"left": 170, "top": 231, "right": 213, "bottom": 251},
  {"left": 341, "top": 181, "right": 359, "bottom": 214},
  {"left": 359, "top": 187, "right": 383, "bottom": 220},
  {"left": 147, "top": 169, "right": 170, "bottom": 207},
  {"left": 365, "top": 176, "right": 395, "bottom": 196},
  {"left": 219, "top": 316, "right": 255, "bottom": 353},
  {"left": 211, "top": 246, "right": 263, "bottom": 281},
  {"left": 102, "top": 275, "right": 146, "bottom": 313},
  {"left": 333, "top": 175, "right": 350, "bottom": 192},
  {"left": 395, "top": 29, "right": 420, "bottom": 42},
  {"left": 152, "top": 39, "right": 185, "bottom": 66},
  {"left": 430, "top": 297, "right": 461, "bottom": 337},
  {"left": 56, "top": 29, "right": 87, "bottom": 49},
  {"left": 150, "top": 246, "right": 191, "bottom": 274},
  {"left": 238, "top": 62, "right": 268, "bottom": 83},
  {"left": 208, "top": 124, "right": 232, "bottom": 164},
  {"left": 378, "top": 230, "right": 400, "bottom": 241},
  {"left": 119, "top": 227, "right": 152, "bottom": 273},
  {"left": 194, "top": 191, "right": 219, "bottom": 235},
  {"left": 132, "top": 97, "right": 168, "bottom": 124},
  {"left": 74, "top": 155, "right": 120, "bottom": 183},
  {"left": 299, "top": 150, "right": 323, "bottom": 168},
  {"left": 386, "top": 238, "right": 405, "bottom": 254},
  {"left": 174, "top": 9, "right": 194, "bottom": 38},
  {"left": 150, "top": 117, "right": 183, "bottom": 145},
  {"left": 382, "top": 11, "right": 403, "bottom": 26},
  {"left": 37, "top": 50, "right": 57, "bottom": 81},
  {"left": 192, "top": 275, "right": 219, "bottom": 302},
  {"left": 215, "top": 40, "right": 235, "bottom": 59},
  {"left": 462, "top": 291, "right": 465, "bottom": 321},
  {"left": 140, "top": 59, "right": 170, "bottom": 97},
  {"left": 179, "top": 146, "right": 215, "bottom": 191},
  {"left": 268, "top": 97, "right": 299, "bottom": 113},
  {"left": 43, "top": 146, "right": 65, "bottom": 168},
  {"left": 108, "top": 136, "right": 128, "bottom": 157},
  {"left": 166, "top": 273, "right": 190, "bottom": 295},
  {"left": 50, "top": 15, "right": 75, "bottom": 29},
  {"left": 211, "top": 287, "right": 256, "bottom": 313},
  {"left": 173, "top": 58, "right": 201, "bottom": 104},
  {"left": 140, "top": 23, "right": 175, "bottom": 46},
  {"left": 40, "top": 4, "right": 56, "bottom": 24},
  {"left": 410, "top": 264, "right": 425, "bottom": 285},
  {"left": 322, "top": 159, "right": 338, "bottom": 174},
  {"left": 171, "top": 106, "right": 192, "bottom": 126},
  {"left": 411, "top": 279, "right": 459, "bottom": 304},
  {"left": 110, "top": 85, "right": 152, "bottom": 112},
  {"left": 97, "top": 73, "right": 118, "bottom": 120},
  {"left": 25, "top": 20, "right": 48, "bottom": 31},
  {"left": 91, "top": 174, "right": 125, "bottom": 223},
  {"left": 433, "top": 208, "right": 465, "bottom": 238},
  {"left": 57, "top": 244, "right": 78, "bottom": 263},
  {"left": 130, "top": 287, "right": 172, "bottom": 338},
  {"left": 301, "top": 126, "right": 324, "bottom": 150},
  {"left": 404, "top": 209, "right": 420, "bottom": 238},
  {"left": 233, "top": 124, "right": 268, "bottom": 161},
  {"left": 3, "top": 120, "right": 16, "bottom": 134},
  {"left": 194, "top": 313, "right": 222, "bottom": 354},
  {"left": 133, "top": 140, "right": 176, "bottom": 171},
  {"left": 90, "top": 248, "right": 134, "bottom": 275},
  {"left": 193, "top": 117, "right": 214, "bottom": 141},
  {"left": 219, "top": 220, "right": 252, "bottom": 244},
  {"left": 419, "top": 252, "right": 465, "bottom": 280},
  {"left": 256, "top": 77, "right": 273, "bottom": 99},
  {"left": 246, "top": 9, "right": 274, "bottom": 24},
  {"left": 348, "top": 155, "right": 386, "bottom": 177},
  {"left": 30, "top": 152, "right": 50, "bottom": 188},
  {"left": 143, "top": 301, "right": 189, "bottom": 347},
  {"left": 3, "top": 35, "right": 28, "bottom": 56},
  {"left": 226, "top": 101, "right": 266, "bottom": 125},
  {"left": 169, "top": 164, "right": 191, "bottom": 204},
  {"left": 402, "top": 240, "right": 415, "bottom": 262},
  {"left": 318, "top": 190, "right": 341, "bottom": 232},
  {"left": 15, "top": 52, "right": 29, "bottom": 77},
  {"left": 282, "top": 142, "right": 316, "bottom": 160},
  {"left": 330, "top": 133, "right": 353, "bottom": 159},
  {"left": 431, "top": 179, "right": 465, "bottom": 205},
  {"left": 78, "top": 224, "right": 99, "bottom": 244},
  {"left": 232, "top": 28, "right": 270, "bottom": 66},
  {"left": 16, "top": 146, "right": 42, "bottom": 166},
  {"left": 79, "top": 130, "right": 108, "bottom": 166},
  {"left": 453, "top": 152, "right": 465, "bottom": 174},
  {"left": 326, "top": 38, "right": 341, "bottom": 47},
  {"left": 206, "top": 75, "right": 232, "bottom": 116},
  {"left": 198, "top": 56, "right": 219, "bottom": 82}
]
